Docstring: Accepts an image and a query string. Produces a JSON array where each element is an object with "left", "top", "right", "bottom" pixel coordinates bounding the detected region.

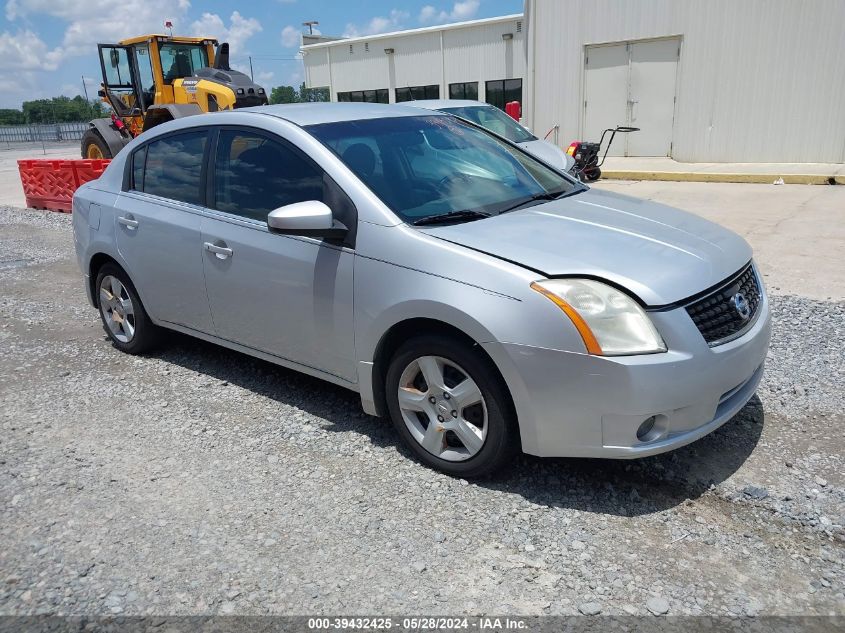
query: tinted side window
[
  {"left": 131, "top": 145, "right": 147, "bottom": 191},
  {"left": 142, "top": 131, "right": 207, "bottom": 205},
  {"left": 213, "top": 130, "right": 323, "bottom": 222}
]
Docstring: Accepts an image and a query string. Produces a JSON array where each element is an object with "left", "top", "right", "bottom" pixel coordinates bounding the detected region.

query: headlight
[{"left": 531, "top": 279, "right": 666, "bottom": 356}]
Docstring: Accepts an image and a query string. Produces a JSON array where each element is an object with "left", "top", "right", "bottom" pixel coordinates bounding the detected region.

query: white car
[{"left": 409, "top": 99, "right": 575, "bottom": 173}]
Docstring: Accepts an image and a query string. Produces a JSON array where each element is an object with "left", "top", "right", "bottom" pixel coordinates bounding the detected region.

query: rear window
[{"left": 132, "top": 130, "right": 207, "bottom": 205}]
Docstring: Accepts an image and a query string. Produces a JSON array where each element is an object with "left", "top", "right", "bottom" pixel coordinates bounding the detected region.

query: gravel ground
[{"left": 0, "top": 206, "right": 843, "bottom": 617}]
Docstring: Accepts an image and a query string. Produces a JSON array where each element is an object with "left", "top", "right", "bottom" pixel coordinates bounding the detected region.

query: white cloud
[
  {"left": 288, "top": 67, "right": 304, "bottom": 87},
  {"left": 343, "top": 9, "right": 409, "bottom": 38},
  {"left": 256, "top": 70, "right": 275, "bottom": 84},
  {"left": 6, "top": 0, "right": 192, "bottom": 55},
  {"left": 280, "top": 25, "right": 300, "bottom": 48},
  {"left": 60, "top": 82, "right": 82, "bottom": 98},
  {"left": 0, "top": 29, "right": 62, "bottom": 71},
  {"left": 418, "top": 0, "right": 480, "bottom": 25},
  {"left": 419, "top": 6, "right": 437, "bottom": 23},
  {"left": 191, "top": 11, "right": 262, "bottom": 53}
]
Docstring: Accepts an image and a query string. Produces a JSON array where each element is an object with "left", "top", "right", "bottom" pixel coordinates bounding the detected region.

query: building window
[
  {"left": 395, "top": 84, "right": 440, "bottom": 102},
  {"left": 448, "top": 82, "right": 479, "bottom": 100},
  {"left": 337, "top": 89, "right": 389, "bottom": 104},
  {"left": 485, "top": 78, "right": 522, "bottom": 111}
]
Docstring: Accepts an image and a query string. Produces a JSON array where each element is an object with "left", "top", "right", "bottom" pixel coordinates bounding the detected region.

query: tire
[
  {"left": 95, "top": 262, "right": 160, "bottom": 354},
  {"left": 385, "top": 334, "right": 518, "bottom": 478},
  {"left": 81, "top": 129, "right": 112, "bottom": 159},
  {"left": 585, "top": 166, "right": 602, "bottom": 182}
]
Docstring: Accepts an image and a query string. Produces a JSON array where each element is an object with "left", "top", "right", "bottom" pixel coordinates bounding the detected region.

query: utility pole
[
  {"left": 302, "top": 21, "right": 319, "bottom": 35},
  {"left": 81, "top": 75, "right": 89, "bottom": 102},
  {"left": 249, "top": 56, "right": 254, "bottom": 81}
]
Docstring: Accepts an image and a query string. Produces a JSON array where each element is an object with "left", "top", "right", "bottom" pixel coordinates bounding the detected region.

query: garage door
[{"left": 584, "top": 38, "right": 680, "bottom": 157}]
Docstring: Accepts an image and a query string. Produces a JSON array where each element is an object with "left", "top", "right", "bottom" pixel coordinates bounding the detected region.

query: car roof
[
  {"left": 405, "top": 100, "right": 491, "bottom": 110},
  {"left": 236, "top": 102, "right": 446, "bottom": 127}
]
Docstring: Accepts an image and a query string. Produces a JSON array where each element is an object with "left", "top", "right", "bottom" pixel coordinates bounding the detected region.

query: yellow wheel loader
[{"left": 82, "top": 35, "right": 268, "bottom": 159}]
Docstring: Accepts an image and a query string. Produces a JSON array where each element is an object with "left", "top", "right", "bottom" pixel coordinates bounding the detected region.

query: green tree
[
  {"left": 299, "top": 82, "right": 329, "bottom": 103},
  {"left": 0, "top": 109, "right": 25, "bottom": 125},
  {"left": 269, "top": 85, "right": 299, "bottom": 104},
  {"left": 21, "top": 96, "right": 105, "bottom": 123},
  {"left": 268, "top": 83, "right": 329, "bottom": 105}
]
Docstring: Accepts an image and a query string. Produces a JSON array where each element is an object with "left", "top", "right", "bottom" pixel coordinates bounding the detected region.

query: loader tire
[{"left": 81, "top": 129, "right": 112, "bottom": 160}]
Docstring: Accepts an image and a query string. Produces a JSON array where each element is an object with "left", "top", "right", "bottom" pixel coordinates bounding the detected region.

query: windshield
[
  {"left": 439, "top": 105, "right": 535, "bottom": 144},
  {"left": 307, "top": 115, "right": 578, "bottom": 224},
  {"left": 160, "top": 43, "right": 208, "bottom": 85}
]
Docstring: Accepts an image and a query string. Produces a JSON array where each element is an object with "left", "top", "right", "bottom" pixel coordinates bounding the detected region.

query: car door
[
  {"left": 200, "top": 127, "right": 357, "bottom": 382},
  {"left": 114, "top": 129, "right": 215, "bottom": 333}
]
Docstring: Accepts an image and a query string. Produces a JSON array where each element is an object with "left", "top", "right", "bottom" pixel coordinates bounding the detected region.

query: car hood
[
  {"left": 518, "top": 139, "right": 575, "bottom": 172},
  {"left": 418, "top": 188, "right": 752, "bottom": 306}
]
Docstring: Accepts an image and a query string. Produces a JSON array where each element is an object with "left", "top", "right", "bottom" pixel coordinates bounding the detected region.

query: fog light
[{"left": 636, "top": 416, "right": 656, "bottom": 441}]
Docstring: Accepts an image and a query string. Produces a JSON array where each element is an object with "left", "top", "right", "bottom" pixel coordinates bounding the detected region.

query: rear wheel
[
  {"left": 385, "top": 335, "right": 518, "bottom": 478},
  {"left": 95, "top": 263, "right": 160, "bottom": 354},
  {"left": 81, "top": 129, "right": 111, "bottom": 159}
]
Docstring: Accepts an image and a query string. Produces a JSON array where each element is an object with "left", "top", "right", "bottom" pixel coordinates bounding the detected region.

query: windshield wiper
[
  {"left": 411, "top": 209, "right": 492, "bottom": 226},
  {"left": 498, "top": 189, "right": 572, "bottom": 215}
]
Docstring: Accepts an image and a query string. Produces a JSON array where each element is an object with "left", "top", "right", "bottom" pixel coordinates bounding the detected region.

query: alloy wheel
[
  {"left": 397, "top": 355, "right": 488, "bottom": 462},
  {"left": 99, "top": 275, "right": 135, "bottom": 343}
]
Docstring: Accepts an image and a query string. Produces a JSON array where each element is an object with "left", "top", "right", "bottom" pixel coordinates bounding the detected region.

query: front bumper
[{"left": 483, "top": 290, "right": 772, "bottom": 458}]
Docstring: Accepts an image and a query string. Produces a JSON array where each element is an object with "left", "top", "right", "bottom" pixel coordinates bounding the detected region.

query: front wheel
[
  {"left": 385, "top": 335, "right": 518, "bottom": 478},
  {"left": 81, "top": 129, "right": 112, "bottom": 159}
]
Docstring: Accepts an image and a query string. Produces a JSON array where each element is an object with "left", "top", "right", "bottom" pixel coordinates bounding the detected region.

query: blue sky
[{"left": 0, "top": 0, "right": 522, "bottom": 109}]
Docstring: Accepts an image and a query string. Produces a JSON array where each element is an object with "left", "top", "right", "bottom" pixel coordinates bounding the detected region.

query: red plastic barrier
[{"left": 18, "top": 159, "right": 111, "bottom": 212}]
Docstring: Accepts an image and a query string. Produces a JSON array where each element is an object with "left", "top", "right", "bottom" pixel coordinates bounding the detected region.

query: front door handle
[
  {"left": 118, "top": 216, "right": 139, "bottom": 229},
  {"left": 204, "top": 241, "right": 233, "bottom": 259}
]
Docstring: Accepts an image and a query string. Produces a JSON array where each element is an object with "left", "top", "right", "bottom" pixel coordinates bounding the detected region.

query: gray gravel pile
[{"left": 0, "top": 206, "right": 843, "bottom": 617}]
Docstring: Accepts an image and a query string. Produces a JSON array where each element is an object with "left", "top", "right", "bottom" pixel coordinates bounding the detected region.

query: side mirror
[{"left": 267, "top": 200, "right": 348, "bottom": 240}]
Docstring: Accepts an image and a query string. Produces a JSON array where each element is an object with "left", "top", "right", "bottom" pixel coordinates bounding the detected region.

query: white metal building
[
  {"left": 301, "top": 14, "right": 526, "bottom": 110},
  {"left": 302, "top": 1, "right": 845, "bottom": 163}
]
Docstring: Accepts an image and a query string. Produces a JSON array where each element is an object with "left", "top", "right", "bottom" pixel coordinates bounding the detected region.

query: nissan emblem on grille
[
  {"left": 733, "top": 292, "right": 751, "bottom": 320},
  {"left": 684, "top": 264, "right": 761, "bottom": 345}
]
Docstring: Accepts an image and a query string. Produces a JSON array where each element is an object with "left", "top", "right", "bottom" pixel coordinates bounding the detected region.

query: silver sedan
[{"left": 72, "top": 103, "right": 771, "bottom": 477}]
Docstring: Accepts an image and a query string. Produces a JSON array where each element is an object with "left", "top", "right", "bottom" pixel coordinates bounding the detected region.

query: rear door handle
[
  {"left": 118, "top": 216, "right": 139, "bottom": 229},
  {"left": 204, "top": 241, "right": 233, "bottom": 259}
]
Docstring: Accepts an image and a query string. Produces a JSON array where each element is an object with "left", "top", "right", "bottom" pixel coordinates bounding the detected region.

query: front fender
[{"left": 354, "top": 259, "right": 518, "bottom": 365}]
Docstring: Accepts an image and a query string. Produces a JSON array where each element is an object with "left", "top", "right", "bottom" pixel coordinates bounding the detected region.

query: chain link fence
[{"left": 0, "top": 122, "right": 88, "bottom": 144}]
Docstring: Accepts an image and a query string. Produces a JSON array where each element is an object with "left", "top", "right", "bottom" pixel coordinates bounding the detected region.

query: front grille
[{"left": 685, "top": 264, "right": 761, "bottom": 345}]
